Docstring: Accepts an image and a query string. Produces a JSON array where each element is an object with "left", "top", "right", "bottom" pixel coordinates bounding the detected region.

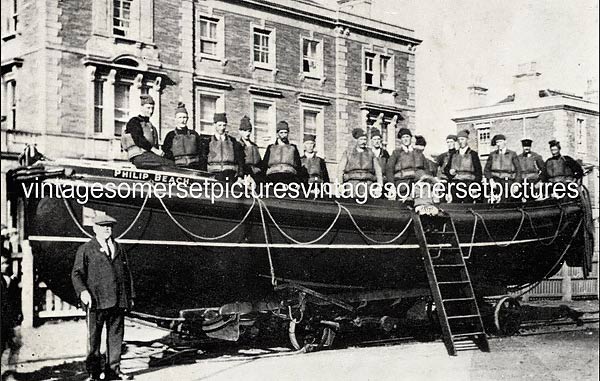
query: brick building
[
  {"left": 1, "top": 0, "right": 421, "bottom": 224},
  {"left": 453, "top": 62, "right": 599, "bottom": 300}
]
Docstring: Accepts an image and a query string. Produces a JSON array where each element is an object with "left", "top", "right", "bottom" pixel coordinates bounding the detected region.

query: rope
[
  {"left": 157, "top": 195, "right": 256, "bottom": 241},
  {"left": 128, "top": 310, "right": 185, "bottom": 322},
  {"left": 522, "top": 206, "right": 565, "bottom": 246},
  {"left": 257, "top": 198, "right": 277, "bottom": 286},
  {"left": 257, "top": 198, "right": 342, "bottom": 245},
  {"left": 511, "top": 219, "right": 583, "bottom": 297},
  {"left": 464, "top": 212, "right": 478, "bottom": 259},
  {"left": 62, "top": 198, "right": 94, "bottom": 239},
  {"left": 336, "top": 202, "right": 413, "bottom": 244},
  {"left": 469, "top": 208, "right": 525, "bottom": 248},
  {"left": 116, "top": 191, "right": 150, "bottom": 239}
]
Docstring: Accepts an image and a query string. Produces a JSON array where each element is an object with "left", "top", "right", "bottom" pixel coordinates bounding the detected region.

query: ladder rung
[
  {"left": 438, "top": 281, "right": 470, "bottom": 285},
  {"left": 452, "top": 332, "right": 485, "bottom": 338},
  {"left": 447, "top": 314, "right": 480, "bottom": 320},
  {"left": 434, "top": 264, "right": 465, "bottom": 268},
  {"left": 443, "top": 297, "right": 475, "bottom": 302},
  {"left": 425, "top": 231, "right": 456, "bottom": 235}
]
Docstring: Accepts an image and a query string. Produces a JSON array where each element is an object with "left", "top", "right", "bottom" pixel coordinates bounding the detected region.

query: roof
[{"left": 497, "top": 89, "right": 584, "bottom": 104}]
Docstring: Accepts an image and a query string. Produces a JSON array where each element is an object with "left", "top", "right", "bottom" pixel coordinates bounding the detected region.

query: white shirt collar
[
  {"left": 214, "top": 134, "right": 226, "bottom": 141},
  {"left": 400, "top": 145, "right": 413, "bottom": 153},
  {"left": 97, "top": 237, "right": 115, "bottom": 258},
  {"left": 305, "top": 152, "right": 315, "bottom": 158},
  {"left": 459, "top": 146, "right": 469, "bottom": 155},
  {"left": 372, "top": 147, "right": 381, "bottom": 156}
]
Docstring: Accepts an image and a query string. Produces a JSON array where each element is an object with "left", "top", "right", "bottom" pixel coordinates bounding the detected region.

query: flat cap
[
  {"left": 457, "top": 130, "right": 470, "bottom": 139},
  {"left": 446, "top": 134, "right": 458, "bottom": 141},
  {"left": 521, "top": 138, "right": 532, "bottom": 147},
  {"left": 491, "top": 134, "right": 506, "bottom": 146},
  {"left": 93, "top": 214, "right": 117, "bottom": 226}
]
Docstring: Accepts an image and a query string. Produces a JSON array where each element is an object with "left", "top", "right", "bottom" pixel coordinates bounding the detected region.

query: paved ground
[{"left": 2, "top": 300, "right": 598, "bottom": 381}]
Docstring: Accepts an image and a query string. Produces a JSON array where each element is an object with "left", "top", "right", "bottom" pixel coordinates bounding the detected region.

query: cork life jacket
[
  {"left": 393, "top": 149, "right": 426, "bottom": 180},
  {"left": 489, "top": 149, "right": 518, "bottom": 180},
  {"left": 171, "top": 130, "right": 200, "bottom": 166},
  {"left": 266, "top": 144, "right": 297, "bottom": 175},
  {"left": 302, "top": 155, "right": 324, "bottom": 183},
  {"left": 242, "top": 140, "right": 261, "bottom": 166},
  {"left": 207, "top": 136, "right": 237, "bottom": 173},
  {"left": 546, "top": 156, "right": 575, "bottom": 183},
  {"left": 343, "top": 149, "right": 376, "bottom": 182},
  {"left": 121, "top": 118, "right": 158, "bottom": 159},
  {"left": 518, "top": 153, "right": 541, "bottom": 182},
  {"left": 450, "top": 150, "right": 476, "bottom": 181}
]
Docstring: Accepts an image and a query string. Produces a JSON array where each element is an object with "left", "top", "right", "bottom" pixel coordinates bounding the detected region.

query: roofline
[
  {"left": 221, "top": 0, "right": 422, "bottom": 46},
  {"left": 452, "top": 104, "right": 599, "bottom": 123}
]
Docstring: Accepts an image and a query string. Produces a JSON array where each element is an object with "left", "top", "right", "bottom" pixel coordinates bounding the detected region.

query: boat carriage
[{"left": 7, "top": 157, "right": 594, "bottom": 354}]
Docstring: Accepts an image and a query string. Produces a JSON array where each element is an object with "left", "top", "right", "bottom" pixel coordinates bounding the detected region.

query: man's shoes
[{"left": 104, "top": 371, "right": 134, "bottom": 380}]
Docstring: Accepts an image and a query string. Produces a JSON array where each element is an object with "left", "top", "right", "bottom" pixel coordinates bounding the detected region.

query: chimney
[
  {"left": 513, "top": 61, "right": 542, "bottom": 103},
  {"left": 467, "top": 76, "right": 488, "bottom": 108},
  {"left": 584, "top": 79, "right": 599, "bottom": 104},
  {"left": 338, "top": 0, "right": 372, "bottom": 18}
]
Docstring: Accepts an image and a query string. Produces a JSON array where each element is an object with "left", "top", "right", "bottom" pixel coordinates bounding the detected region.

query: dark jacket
[
  {"left": 1, "top": 273, "right": 22, "bottom": 330},
  {"left": 71, "top": 238, "right": 135, "bottom": 310},
  {"left": 124, "top": 115, "right": 157, "bottom": 151},
  {"left": 444, "top": 147, "right": 483, "bottom": 182},
  {"left": 542, "top": 155, "right": 584, "bottom": 182}
]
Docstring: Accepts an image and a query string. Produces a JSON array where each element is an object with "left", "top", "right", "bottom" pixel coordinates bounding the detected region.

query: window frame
[
  {"left": 300, "top": 104, "right": 325, "bottom": 156},
  {"left": 301, "top": 37, "right": 323, "bottom": 79},
  {"left": 5, "top": 78, "right": 17, "bottom": 130},
  {"left": 576, "top": 118, "right": 586, "bottom": 154},
  {"left": 93, "top": 79, "right": 104, "bottom": 134},
  {"left": 252, "top": 98, "right": 276, "bottom": 153},
  {"left": 475, "top": 123, "right": 491, "bottom": 156},
  {"left": 195, "top": 89, "right": 224, "bottom": 135},
  {"left": 113, "top": 81, "right": 132, "bottom": 137},
  {"left": 251, "top": 26, "right": 276, "bottom": 70},
  {"left": 112, "top": 0, "right": 133, "bottom": 38},
  {"left": 198, "top": 15, "right": 225, "bottom": 62},
  {"left": 363, "top": 50, "right": 395, "bottom": 90}
]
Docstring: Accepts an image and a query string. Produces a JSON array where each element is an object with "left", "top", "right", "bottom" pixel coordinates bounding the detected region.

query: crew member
[
  {"left": 413, "top": 135, "right": 437, "bottom": 176},
  {"left": 444, "top": 129, "right": 482, "bottom": 203},
  {"left": 338, "top": 128, "right": 383, "bottom": 191},
  {"left": 260, "top": 121, "right": 303, "bottom": 184},
  {"left": 370, "top": 128, "right": 390, "bottom": 182},
  {"left": 517, "top": 138, "right": 545, "bottom": 184},
  {"left": 436, "top": 134, "right": 457, "bottom": 181},
  {"left": 121, "top": 95, "right": 174, "bottom": 170},
  {"left": 72, "top": 214, "right": 135, "bottom": 381},
  {"left": 200, "top": 113, "right": 245, "bottom": 182},
  {"left": 301, "top": 135, "right": 330, "bottom": 184},
  {"left": 386, "top": 128, "right": 428, "bottom": 187},
  {"left": 542, "top": 140, "right": 583, "bottom": 184},
  {"left": 162, "top": 102, "right": 202, "bottom": 169},
  {"left": 238, "top": 116, "right": 263, "bottom": 181},
  {"left": 484, "top": 134, "right": 522, "bottom": 201}
]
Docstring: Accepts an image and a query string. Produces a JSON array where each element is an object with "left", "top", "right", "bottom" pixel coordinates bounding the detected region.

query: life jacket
[
  {"left": 266, "top": 144, "right": 297, "bottom": 175},
  {"left": 546, "top": 156, "right": 575, "bottom": 183},
  {"left": 302, "top": 156, "right": 324, "bottom": 183},
  {"left": 393, "top": 149, "right": 426, "bottom": 181},
  {"left": 489, "top": 150, "right": 518, "bottom": 180},
  {"left": 343, "top": 149, "right": 376, "bottom": 182},
  {"left": 450, "top": 151, "right": 476, "bottom": 181},
  {"left": 171, "top": 131, "right": 200, "bottom": 166},
  {"left": 518, "top": 153, "right": 541, "bottom": 182},
  {"left": 121, "top": 118, "right": 158, "bottom": 160},
  {"left": 207, "top": 137, "right": 238, "bottom": 173},
  {"left": 242, "top": 140, "right": 261, "bottom": 164},
  {"left": 436, "top": 151, "right": 452, "bottom": 180}
]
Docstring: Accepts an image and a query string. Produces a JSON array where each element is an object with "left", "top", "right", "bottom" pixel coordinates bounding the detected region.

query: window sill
[
  {"left": 199, "top": 54, "right": 228, "bottom": 66},
  {"left": 252, "top": 63, "right": 276, "bottom": 72},
  {"left": 363, "top": 84, "right": 398, "bottom": 96},
  {"left": 300, "top": 73, "right": 327, "bottom": 84},
  {"left": 113, "top": 35, "right": 155, "bottom": 48},
  {"left": 1, "top": 32, "right": 17, "bottom": 42}
]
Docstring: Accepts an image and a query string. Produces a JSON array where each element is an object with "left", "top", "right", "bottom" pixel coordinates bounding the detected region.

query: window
[
  {"left": 113, "top": 0, "right": 132, "bottom": 37},
  {"left": 364, "top": 52, "right": 394, "bottom": 89},
  {"left": 1, "top": 0, "right": 18, "bottom": 36},
  {"left": 198, "top": 94, "right": 217, "bottom": 134},
  {"left": 477, "top": 127, "right": 491, "bottom": 156},
  {"left": 303, "top": 110, "right": 317, "bottom": 141},
  {"left": 199, "top": 18, "right": 218, "bottom": 56},
  {"left": 94, "top": 81, "right": 103, "bottom": 133},
  {"left": 302, "top": 39, "right": 322, "bottom": 77},
  {"left": 7, "top": 80, "right": 16, "bottom": 130},
  {"left": 114, "top": 83, "right": 130, "bottom": 136},
  {"left": 301, "top": 107, "right": 324, "bottom": 155},
  {"left": 577, "top": 118, "right": 586, "bottom": 153},
  {"left": 252, "top": 27, "right": 275, "bottom": 69},
  {"left": 364, "top": 53, "right": 375, "bottom": 85},
  {"left": 253, "top": 102, "right": 274, "bottom": 149}
]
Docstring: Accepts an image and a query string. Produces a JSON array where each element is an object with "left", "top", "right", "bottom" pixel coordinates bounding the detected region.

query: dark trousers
[
  {"left": 131, "top": 152, "right": 175, "bottom": 170},
  {"left": 86, "top": 307, "right": 125, "bottom": 377}
]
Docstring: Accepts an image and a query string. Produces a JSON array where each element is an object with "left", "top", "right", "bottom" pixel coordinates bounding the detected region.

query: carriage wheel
[
  {"left": 288, "top": 319, "right": 336, "bottom": 352},
  {"left": 494, "top": 296, "right": 522, "bottom": 336}
]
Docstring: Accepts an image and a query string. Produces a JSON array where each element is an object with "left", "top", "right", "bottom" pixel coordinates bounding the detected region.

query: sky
[{"left": 328, "top": 0, "right": 600, "bottom": 153}]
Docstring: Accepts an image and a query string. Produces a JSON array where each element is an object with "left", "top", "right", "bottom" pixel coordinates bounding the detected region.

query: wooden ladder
[{"left": 412, "top": 212, "right": 490, "bottom": 356}]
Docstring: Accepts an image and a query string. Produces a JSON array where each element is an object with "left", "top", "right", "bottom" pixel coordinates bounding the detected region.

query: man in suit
[{"left": 72, "top": 214, "right": 135, "bottom": 381}]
